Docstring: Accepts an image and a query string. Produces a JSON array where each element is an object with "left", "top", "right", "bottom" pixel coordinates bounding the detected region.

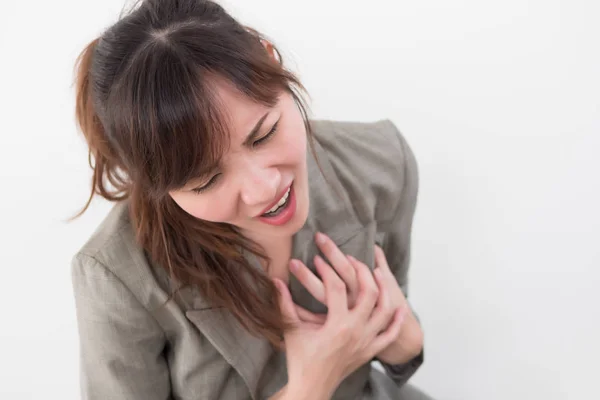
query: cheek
[
  {"left": 171, "top": 194, "right": 235, "bottom": 223},
  {"left": 276, "top": 97, "right": 307, "bottom": 161},
  {"left": 280, "top": 126, "right": 307, "bottom": 164}
]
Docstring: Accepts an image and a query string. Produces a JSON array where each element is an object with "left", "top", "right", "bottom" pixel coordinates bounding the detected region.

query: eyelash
[
  {"left": 191, "top": 173, "right": 221, "bottom": 194},
  {"left": 253, "top": 120, "right": 279, "bottom": 147},
  {"left": 191, "top": 121, "right": 280, "bottom": 194}
]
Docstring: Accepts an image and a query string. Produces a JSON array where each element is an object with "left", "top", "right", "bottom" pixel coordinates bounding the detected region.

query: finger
[
  {"left": 374, "top": 246, "right": 409, "bottom": 303},
  {"left": 313, "top": 256, "right": 334, "bottom": 303},
  {"left": 314, "top": 254, "right": 348, "bottom": 321},
  {"left": 289, "top": 259, "right": 326, "bottom": 304},
  {"left": 365, "top": 268, "right": 396, "bottom": 336},
  {"left": 374, "top": 245, "right": 393, "bottom": 278},
  {"left": 348, "top": 255, "right": 379, "bottom": 321},
  {"left": 315, "top": 232, "right": 358, "bottom": 295},
  {"left": 295, "top": 305, "right": 327, "bottom": 324},
  {"left": 273, "top": 279, "right": 299, "bottom": 323},
  {"left": 369, "top": 306, "right": 408, "bottom": 355}
]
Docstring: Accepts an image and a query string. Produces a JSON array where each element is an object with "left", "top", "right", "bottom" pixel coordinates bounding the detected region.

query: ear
[{"left": 260, "top": 39, "right": 278, "bottom": 63}]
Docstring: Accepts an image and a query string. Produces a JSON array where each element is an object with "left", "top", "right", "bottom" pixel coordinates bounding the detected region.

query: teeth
[{"left": 266, "top": 187, "right": 290, "bottom": 213}]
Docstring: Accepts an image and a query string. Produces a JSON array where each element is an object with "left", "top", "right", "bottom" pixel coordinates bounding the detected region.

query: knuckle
[
  {"left": 356, "top": 265, "right": 369, "bottom": 278},
  {"left": 385, "top": 305, "right": 398, "bottom": 320},
  {"left": 349, "top": 329, "right": 362, "bottom": 343},
  {"left": 371, "top": 291, "right": 381, "bottom": 305},
  {"left": 379, "top": 295, "right": 392, "bottom": 312},
  {"left": 331, "top": 278, "right": 346, "bottom": 292},
  {"left": 367, "top": 284, "right": 379, "bottom": 301},
  {"left": 337, "top": 323, "right": 352, "bottom": 339},
  {"left": 354, "top": 259, "right": 367, "bottom": 271},
  {"left": 367, "top": 273, "right": 379, "bottom": 289},
  {"left": 384, "top": 296, "right": 395, "bottom": 309},
  {"left": 355, "top": 264, "right": 369, "bottom": 281},
  {"left": 375, "top": 285, "right": 386, "bottom": 300},
  {"left": 339, "top": 263, "right": 353, "bottom": 278},
  {"left": 373, "top": 299, "right": 387, "bottom": 315}
]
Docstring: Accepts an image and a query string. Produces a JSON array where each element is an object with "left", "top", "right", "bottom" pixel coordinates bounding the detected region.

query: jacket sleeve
[
  {"left": 71, "top": 253, "right": 172, "bottom": 400},
  {"left": 377, "top": 120, "right": 425, "bottom": 386}
]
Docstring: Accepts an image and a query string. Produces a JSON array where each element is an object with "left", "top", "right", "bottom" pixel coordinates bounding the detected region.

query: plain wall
[{"left": 0, "top": 0, "right": 598, "bottom": 399}]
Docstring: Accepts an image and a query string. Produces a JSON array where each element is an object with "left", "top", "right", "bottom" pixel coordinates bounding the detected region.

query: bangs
[{"left": 104, "top": 27, "right": 290, "bottom": 200}]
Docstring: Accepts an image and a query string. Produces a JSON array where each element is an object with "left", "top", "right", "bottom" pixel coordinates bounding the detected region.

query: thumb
[{"left": 274, "top": 279, "right": 299, "bottom": 323}]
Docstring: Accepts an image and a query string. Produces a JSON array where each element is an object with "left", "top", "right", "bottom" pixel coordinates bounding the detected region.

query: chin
[{"left": 292, "top": 192, "right": 310, "bottom": 232}]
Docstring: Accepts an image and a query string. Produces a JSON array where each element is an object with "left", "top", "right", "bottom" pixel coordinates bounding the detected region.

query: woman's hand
[
  {"left": 273, "top": 247, "right": 407, "bottom": 398},
  {"left": 290, "top": 232, "right": 424, "bottom": 365}
]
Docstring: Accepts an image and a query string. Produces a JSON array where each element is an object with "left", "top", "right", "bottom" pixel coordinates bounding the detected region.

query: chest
[{"left": 181, "top": 222, "right": 381, "bottom": 399}]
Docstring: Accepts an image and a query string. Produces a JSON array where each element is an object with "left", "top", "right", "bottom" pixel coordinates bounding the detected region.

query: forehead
[{"left": 211, "top": 77, "right": 273, "bottom": 141}]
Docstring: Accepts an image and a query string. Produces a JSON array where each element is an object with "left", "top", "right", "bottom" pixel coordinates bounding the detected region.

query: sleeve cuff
[{"left": 379, "top": 347, "right": 424, "bottom": 386}]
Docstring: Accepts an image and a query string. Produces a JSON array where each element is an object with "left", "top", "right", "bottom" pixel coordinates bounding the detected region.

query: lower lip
[{"left": 257, "top": 183, "right": 296, "bottom": 226}]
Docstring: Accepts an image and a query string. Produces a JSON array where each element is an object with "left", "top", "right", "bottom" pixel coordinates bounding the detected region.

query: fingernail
[
  {"left": 373, "top": 268, "right": 382, "bottom": 278},
  {"left": 289, "top": 260, "right": 299, "bottom": 271},
  {"left": 315, "top": 232, "right": 327, "bottom": 245},
  {"left": 347, "top": 254, "right": 356, "bottom": 262}
]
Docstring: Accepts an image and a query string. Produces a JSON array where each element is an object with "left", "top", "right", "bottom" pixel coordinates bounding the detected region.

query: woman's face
[{"left": 168, "top": 77, "right": 310, "bottom": 242}]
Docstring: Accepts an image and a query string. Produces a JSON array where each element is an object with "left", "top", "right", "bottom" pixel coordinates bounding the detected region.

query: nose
[{"left": 239, "top": 161, "right": 281, "bottom": 208}]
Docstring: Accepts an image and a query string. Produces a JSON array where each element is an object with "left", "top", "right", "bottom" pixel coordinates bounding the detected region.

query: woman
[{"left": 70, "top": 0, "right": 431, "bottom": 399}]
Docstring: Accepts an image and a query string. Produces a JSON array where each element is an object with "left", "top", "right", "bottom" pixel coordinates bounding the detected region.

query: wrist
[
  {"left": 377, "top": 339, "right": 423, "bottom": 365},
  {"left": 377, "top": 314, "right": 424, "bottom": 364}
]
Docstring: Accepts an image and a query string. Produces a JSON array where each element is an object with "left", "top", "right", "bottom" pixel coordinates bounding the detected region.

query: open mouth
[
  {"left": 261, "top": 186, "right": 291, "bottom": 217},
  {"left": 256, "top": 181, "right": 297, "bottom": 226}
]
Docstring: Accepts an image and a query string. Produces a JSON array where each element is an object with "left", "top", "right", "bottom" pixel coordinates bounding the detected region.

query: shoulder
[
  {"left": 73, "top": 201, "right": 131, "bottom": 262},
  {"left": 72, "top": 201, "right": 137, "bottom": 272},
  {"left": 308, "top": 118, "right": 418, "bottom": 227},
  {"left": 70, "top": 201, "right": 167, "bottom": 310}
]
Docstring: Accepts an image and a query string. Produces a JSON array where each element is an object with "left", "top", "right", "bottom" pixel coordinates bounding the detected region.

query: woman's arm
[
  {"left": 268, "top": 381, "right": 334, "bottom": 400},
  {"left": 375, "top": 120, "right": 425, "bottom": 385},
  {"left": 71, "top": 253, "right": 172, "bottom": 400}
]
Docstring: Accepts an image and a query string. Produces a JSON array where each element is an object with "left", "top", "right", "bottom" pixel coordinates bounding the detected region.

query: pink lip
[
  {"left": 257, "top": 183, "right": 296, "bottom": 226},
  {"left": 257, "top": 182, "right": 293, "bottom": 216}
]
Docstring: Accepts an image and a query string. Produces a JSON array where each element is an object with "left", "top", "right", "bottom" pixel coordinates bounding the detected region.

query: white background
[{"left": 0, "top": 1, "right": 598, "bottom": 399}]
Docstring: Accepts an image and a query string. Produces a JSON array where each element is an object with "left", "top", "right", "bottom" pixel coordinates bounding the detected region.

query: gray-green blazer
[{"left": 71, "top": 119, "right": 430, "bottom": 400}]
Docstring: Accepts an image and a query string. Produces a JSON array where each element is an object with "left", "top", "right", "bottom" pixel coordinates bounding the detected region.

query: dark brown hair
[{"left": 71, "top": 0, "right": 318, "bottom": 348}]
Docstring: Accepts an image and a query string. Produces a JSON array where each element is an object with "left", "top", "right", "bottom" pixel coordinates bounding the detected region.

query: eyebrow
[
  {"left": 242, "top": 111, "right": 270, "bottom": 147},
  {"left": 185, "top": 111, "right": 271, "bottom": 189}
]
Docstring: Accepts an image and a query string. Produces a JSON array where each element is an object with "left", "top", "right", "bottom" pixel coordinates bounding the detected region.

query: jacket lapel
[{"left": 185, "top": 298, "right": 273, "bottom": 400}]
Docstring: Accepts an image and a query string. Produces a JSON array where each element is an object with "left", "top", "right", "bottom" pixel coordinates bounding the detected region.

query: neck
[{"left": 256, "top": 235, "right": 293, "bottom": 284}]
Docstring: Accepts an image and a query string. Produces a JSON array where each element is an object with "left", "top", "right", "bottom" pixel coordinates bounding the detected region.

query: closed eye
[
  {"left": 253, "top": 120, "right": 279, "bottom": 147},
  {"left": 191, "top": 120, "right": 280, "bottom": 194},
  {"left": 191, "top": 173, "right": 221, "bottom": 194}
]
